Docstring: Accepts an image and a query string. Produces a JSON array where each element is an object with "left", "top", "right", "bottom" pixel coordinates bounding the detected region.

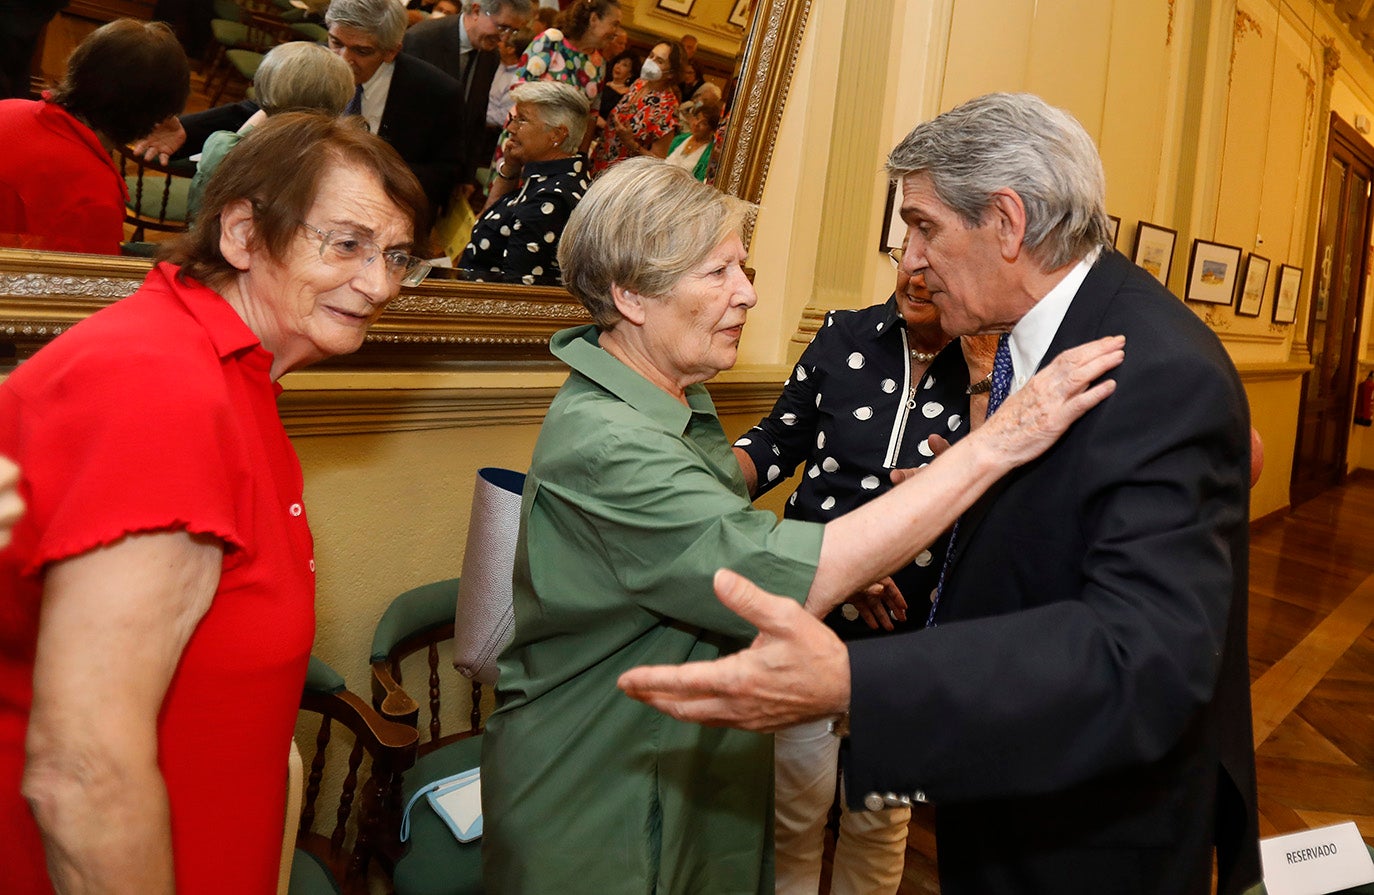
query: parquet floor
[{"left": 874, "top": 476, "right": 1374, "bottom": 894}]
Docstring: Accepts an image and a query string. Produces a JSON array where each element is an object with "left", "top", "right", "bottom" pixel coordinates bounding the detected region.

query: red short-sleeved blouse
[
  {"left": 0, "top": 95, "right": 128, "bottom": 256},
  {"left": 0, "top": 263, "right": 316, "bottom": 894}
]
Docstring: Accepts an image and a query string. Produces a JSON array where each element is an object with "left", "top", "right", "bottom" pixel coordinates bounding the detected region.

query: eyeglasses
[
  {"left": 483, "top": 11, "right": 520, "bottom": 34},
  {"left": 301, "top": 222, "right": 431, "bottom": 287},
  {"left": 886, "top": 247, "right": 905, "bottom": 269}
]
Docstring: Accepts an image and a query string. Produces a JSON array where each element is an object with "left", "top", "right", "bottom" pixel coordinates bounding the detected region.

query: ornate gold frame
[{"left": 0, "top": 0, "right": 812, "bottom": 365}]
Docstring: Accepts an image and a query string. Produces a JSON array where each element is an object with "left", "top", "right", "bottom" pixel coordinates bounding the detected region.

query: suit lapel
[{"left": 946, "top": 249, "right": 1128, "bottom": 573}]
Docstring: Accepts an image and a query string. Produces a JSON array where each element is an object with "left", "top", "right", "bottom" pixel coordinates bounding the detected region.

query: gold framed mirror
[{"left": 0, "top": 0, "right": 814, "bottom": 366}]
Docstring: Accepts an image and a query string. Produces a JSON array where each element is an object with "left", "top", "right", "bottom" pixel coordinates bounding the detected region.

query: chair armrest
[{"left": 370, "top": 578, "right": 461, "bottom": 726}]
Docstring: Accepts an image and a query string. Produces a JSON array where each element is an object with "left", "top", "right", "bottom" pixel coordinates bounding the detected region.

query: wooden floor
[{"left": 858, "top": 476, "right": 1374, "bottom": 894}]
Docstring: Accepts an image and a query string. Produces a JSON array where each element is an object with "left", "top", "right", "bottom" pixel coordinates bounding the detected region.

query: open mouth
[{"left": 325, "top": 306, "right": 370, "bottom": 325}]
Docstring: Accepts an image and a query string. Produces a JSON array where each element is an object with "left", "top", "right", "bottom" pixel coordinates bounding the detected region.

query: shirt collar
[
  {"left": 150, "top": 262, "right": 266, "bottom": 361},
  {"left": 1007, "top": 246, "right": 1101, "bottom": 390},
  {"left": 522, "top": 154, "right": 586, "bottom": 180},
  {"left": 869, "top": 295, "right": 906, "bottom": 340},
  {"left": 459, "top": 16, "right": 473, "bottom": 54},
  {"left": 360, "top": 61, "right": 395, "bottom": 132},
  {"left": 37, "top": 95, "right": 127, "bottom": 201},
  {"left": 550, "top": 325, "right": 715, "bottom": 434}
]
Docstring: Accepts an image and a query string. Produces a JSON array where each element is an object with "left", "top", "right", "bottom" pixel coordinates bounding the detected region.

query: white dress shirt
[
  {"left": 359, "top": 60, "right": 395, "bottom": 135},
  {"left": 1006, "top": 246, "right": 1102, "bottom": 395}
]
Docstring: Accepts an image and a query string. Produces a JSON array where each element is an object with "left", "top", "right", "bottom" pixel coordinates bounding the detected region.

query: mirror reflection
[{"left": 6, "top": 0, "right": 757, "bottom": 290}]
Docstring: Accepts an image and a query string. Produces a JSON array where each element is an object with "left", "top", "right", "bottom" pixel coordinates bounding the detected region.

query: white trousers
[{"left": 773, "top": 718, "right": 910, "bottom": 895}]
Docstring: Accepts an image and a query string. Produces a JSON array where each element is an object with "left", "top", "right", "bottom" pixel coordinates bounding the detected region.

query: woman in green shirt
[{"left": 479, "top": 157, "right": 1123, "bottom": 894}]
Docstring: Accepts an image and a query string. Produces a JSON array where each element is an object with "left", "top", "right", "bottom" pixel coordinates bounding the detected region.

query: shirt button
[
  {"left": 308, "top": 559, "right": 316, "bottom": 573},
  {"left": 913, "top": 789, "right": 928, "bottom": 803},
  {"left": 289, "top": 503, "right": 303, "bottom": 517},
  {"left": 864, "top": 792, "right": 885, "bottom": 811}
]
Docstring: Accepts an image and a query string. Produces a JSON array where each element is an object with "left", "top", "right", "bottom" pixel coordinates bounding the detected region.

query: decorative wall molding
[
  {"left": 278, "top": 377, "right": 785, "bottom": 437},
  {"left": 1234, "top": 360, "right": 1313, "bottom": 382}
]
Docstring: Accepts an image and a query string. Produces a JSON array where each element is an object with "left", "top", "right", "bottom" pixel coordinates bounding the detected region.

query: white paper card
[
  {"left": 429, "top": 771, "right": 483, "bottom": 842},
  {"left": 1259, "top": 821, "right": 1374, "bottom": 895}
]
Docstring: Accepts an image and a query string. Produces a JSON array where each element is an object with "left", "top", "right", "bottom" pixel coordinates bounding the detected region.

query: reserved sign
[{"left": 1259, "top": 821, "right": 1374, "bottom": 895}]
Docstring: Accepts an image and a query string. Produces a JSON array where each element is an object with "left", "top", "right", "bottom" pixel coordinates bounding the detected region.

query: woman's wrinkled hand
[
  {"left": 978, "top": 334, "right": 1124, "bottom": 467},
  {"left": 843, "top": 576, "right": 907, "bottom": 631},
  {"left": 131, "top": 115, "right": 186, "bottom": 165}
]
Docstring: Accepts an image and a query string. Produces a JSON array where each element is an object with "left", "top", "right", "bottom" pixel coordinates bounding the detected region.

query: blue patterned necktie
[
  {"left": 344, "top": 84, "right": 364, "bottom": 116},
  {"left": 926, "top": 333, "right": 1013, "bottom": 627}
]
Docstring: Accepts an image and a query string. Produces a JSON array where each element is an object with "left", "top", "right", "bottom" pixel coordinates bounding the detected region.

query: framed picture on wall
[
  {"left": 657, "top": 0, "right": 695, "bottom": 16},
  {"left": 1107, "top": 215, "right": 1121, "bottom": 249},
  {"left": 1132, "top": 221, "right": 1177, "bottom": 286},
  {"left": 1185, "top": 240, "right": 1243, "bottom": 305},
  {"left": 728, "top": 0, "right": 751, "bottom": 27},
  {"left": 1273, "top": 264, "right": 1303, "bottom": 324},
  {"left": 1235, "top": 253, "right": 1269, "bottom": 317}
]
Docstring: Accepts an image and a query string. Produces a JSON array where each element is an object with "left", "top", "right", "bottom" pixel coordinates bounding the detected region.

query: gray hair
[
  {"left": 254, "top": 42, "right": 355, "bottom": 116},
  {"left": 510, "top": 80, "right": 590, "bottom": 152},
  {"left": 558, "top": 157, "right": 752, "bottom": 327},
  {"left": 886, "top": 92, "right": 1110, "bottom": 270},
  {"left": 325, "top": 0, "right": 407, "bottom": 50},
  {"left": 470, "top": 0, "right": 534, "bottom": 16}
]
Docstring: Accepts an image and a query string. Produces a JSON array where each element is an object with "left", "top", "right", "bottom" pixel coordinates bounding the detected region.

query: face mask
[
  {"left": 429, "top": 9, "right": 445, "bottom": 16},
  {"left": 640, "top": 59, "right": 662, "bottom": 81}
]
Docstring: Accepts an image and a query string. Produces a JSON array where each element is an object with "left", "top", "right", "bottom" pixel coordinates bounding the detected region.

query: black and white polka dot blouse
[
  {"left": 734, "top": 295, "right": 971, "bottom": 639},
  {"left": 459, "top": 154, "right": 589, "bottom": 286}
]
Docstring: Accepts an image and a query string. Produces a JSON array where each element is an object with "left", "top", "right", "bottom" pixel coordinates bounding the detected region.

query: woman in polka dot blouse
[
  {"left": 460, "top": 81, "right": 590, "bottom": 285},
  {"left": 732, "top": 251, "right": 996, "bottom": 895}
]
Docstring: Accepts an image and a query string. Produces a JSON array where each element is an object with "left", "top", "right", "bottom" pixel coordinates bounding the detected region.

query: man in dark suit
[
  {"left": 136, "top": 0, "right": 465, "bottom": 223},
  {"left": 619, "top": 92, "right": 1262, "bottom": 895},
  {"left": 402, "top": 0, "right": 532, "bottom": 190}
]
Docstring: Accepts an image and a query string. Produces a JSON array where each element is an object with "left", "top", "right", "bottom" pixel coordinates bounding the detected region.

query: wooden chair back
[
  {"left": 296, "top": 657, "right": 419, "bottom": 894},
  {"left": 114, "top": 146, "right": 196, "bottom": 243},
  {"left": 370, "top": 579, "right": 489, "bottom": 760}
]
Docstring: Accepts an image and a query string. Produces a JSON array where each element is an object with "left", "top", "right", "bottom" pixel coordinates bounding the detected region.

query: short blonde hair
[
  {"left": 558, "top": 157, "right": 752, "bottom": 327},
  {"left": 510, "top": 80, "right": 590, "bottom": 152},
  {"left": 254, "top": 42, "right": 355, "bottom": 116}
]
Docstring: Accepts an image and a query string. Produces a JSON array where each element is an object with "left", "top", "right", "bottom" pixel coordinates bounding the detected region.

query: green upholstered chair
[
  {"left": 371, "top": 579, "right": 489, "bottom": 895},
  {"left": 114, "top": 148, "right": 196, "bottom": 244},
  {"left": 292, "top": 656, "right": 419, "bottom": 895}
]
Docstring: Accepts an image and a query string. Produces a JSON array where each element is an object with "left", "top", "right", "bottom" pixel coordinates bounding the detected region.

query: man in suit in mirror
[
  {"left": 402, "top": 0, "right": 533, "bottom": 197},
  {"left": 619, "top": 92, "right": 1262, "bottom": 895}
]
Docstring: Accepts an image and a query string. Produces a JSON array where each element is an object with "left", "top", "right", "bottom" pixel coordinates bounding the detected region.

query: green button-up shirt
[{"left": 481, "top": 325, "right": 824, "bottom": 894}]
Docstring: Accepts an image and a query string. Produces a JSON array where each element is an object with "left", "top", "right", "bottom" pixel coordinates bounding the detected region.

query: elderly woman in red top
[
  {"left": 0, "top": 113, "right": 429, "bottom": 895},
  {"left": 0, "top": 18, "right": 189, "bottom": 255}
]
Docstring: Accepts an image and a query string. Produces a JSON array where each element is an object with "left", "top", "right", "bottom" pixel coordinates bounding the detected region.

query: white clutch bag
[{"left": 452, "top": 467, "right": 526, "bottom": 684}]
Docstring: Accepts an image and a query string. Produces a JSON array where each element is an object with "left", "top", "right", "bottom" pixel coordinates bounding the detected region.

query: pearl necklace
[{"left": 910, "top": 348, "right": 939, "bottom": 364}]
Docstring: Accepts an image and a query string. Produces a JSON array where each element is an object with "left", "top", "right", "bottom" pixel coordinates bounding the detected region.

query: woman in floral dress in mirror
[{"left": 590, "top": 40, "right": 684, "bottom": 176}]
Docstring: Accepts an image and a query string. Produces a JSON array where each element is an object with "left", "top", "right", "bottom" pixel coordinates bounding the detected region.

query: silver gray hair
[
  {"left": 886, "top": 92, "right": 1110, "bottom": 270},
  {"left": 470, "top": 0, "right": 534, "bottom": 15},
  {"left": 558, "top": 157, "right": 753, "bottom": 327},
  {"left": 254, "top": 42, "right": 355, "bottom": 116},
  {"left": 325, "top": 0, "right": 407, "bottom": 50},
  {"left": 510, "top": 80, "right": 590, "bottom": 152}
]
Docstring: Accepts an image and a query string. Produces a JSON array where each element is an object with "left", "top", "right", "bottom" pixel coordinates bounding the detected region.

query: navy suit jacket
[
  {"left": 843, "top": 249, "right": 1261, "bottom": 895},
  {"left": 176, "top": 53, "right": 465, "bottom": 219}
]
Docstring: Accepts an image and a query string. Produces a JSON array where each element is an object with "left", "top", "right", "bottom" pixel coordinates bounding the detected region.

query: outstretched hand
[{"left": 618, "top": 569, "right": 850, "bottom": 732}]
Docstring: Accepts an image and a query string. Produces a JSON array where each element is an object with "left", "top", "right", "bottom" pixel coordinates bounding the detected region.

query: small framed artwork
[
  {"left": 1185, "top": 239, "right": 1243, "bottom": 305},
  {"left": 1235, "top": 253, "right": 1269, "bottom": 317},
  {"left": 728, "top": 0, "right": 751, "bottom": 27},
  {"left": 656, "top": 0, "right": 695, "bottom": 15},
  {"left": 1107, "top": 215, "right": 1120, "bottom": 248},
  {"left": 1273, "top": 264, "right": 1303, "bottom": 324},
  {"left": 1132, "top": 221, "right": 1178, "bottom": 286}
]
